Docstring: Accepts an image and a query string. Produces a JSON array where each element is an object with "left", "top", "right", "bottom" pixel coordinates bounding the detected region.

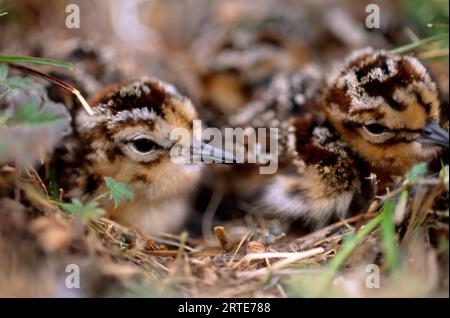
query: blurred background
[{"left": 1, "top": 0, "right": 448, "bottom": 125}]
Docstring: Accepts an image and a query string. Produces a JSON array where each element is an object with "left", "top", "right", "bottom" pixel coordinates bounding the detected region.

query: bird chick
[
  {"left": 52, "top": 78, "right": 226, "bottom": 235},
  {"left": 325, "top": 48, "right": 447, "bottom": 175},
  {"left": 237, "top": 48, "right": 448, "bottom": 226}
]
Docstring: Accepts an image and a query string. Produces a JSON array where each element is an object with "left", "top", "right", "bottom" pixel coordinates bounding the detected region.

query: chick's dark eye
[
  {"left": 364, "top": 123, "right": 389, "bottom": 135},
  {"left": 130, "top": 138, "right": 160, "bottom": 153}
]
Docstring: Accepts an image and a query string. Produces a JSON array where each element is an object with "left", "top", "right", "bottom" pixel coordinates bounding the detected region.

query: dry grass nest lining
[{"left": 1, "top": 161, "right": 446, "bottom": 297}]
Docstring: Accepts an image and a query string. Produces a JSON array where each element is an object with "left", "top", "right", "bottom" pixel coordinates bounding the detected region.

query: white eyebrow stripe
[
  {"left": 103, "top": 107, "right": 160, "bottom": 131},
  {"left": 113, "top": 107, "right": 159, "bottom": 122}
]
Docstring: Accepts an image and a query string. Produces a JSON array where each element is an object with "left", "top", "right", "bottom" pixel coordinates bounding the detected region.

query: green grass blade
[
  {"left": 314, "top": 213, "right": 383, "bottom": 295},
  {"left": 0, "top": 55, "right": 73, "bottom": 70},
  {"left": 380, "top": 200, "right": 401, "bottom": 272},
  {"left": 390, "top": 33, "right": 448, "bottom": 54}
]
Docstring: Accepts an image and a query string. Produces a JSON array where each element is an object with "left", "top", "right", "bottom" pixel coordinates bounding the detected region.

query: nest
[{"left": 0, "top": 162, "right": 447, "bottom": 297}]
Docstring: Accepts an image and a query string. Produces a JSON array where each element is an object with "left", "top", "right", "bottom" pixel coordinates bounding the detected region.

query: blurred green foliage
[
  {"left": 63, "top": 198, "right": 105, "bottom": 223},
  {"left": 398, "top": 0, "right": 449, "bottom": 61},
  {"left": 404, "top": 0, "right": 449, "bottom": 35},
  {"left": 0, "top": 63, "right": 45, "bottom": 99}
]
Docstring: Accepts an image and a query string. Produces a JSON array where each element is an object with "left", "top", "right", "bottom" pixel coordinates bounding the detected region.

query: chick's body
[{"left": 229, "top": 48, "right": 447, "bottom": 226}]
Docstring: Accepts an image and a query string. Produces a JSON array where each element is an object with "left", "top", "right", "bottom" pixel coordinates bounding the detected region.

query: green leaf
[
  {"left": 380, "top": 200, "right": 400, "bottom": 272},
  {"left": 0, "top": 63, "right": 8, "bottom": 80},
  {"left": 404, "top": 162, "right": 428, "bottom": 182},
  {"left": 14, "top": 100, "right": 60, "bottom": 125},
  {"left": 63, "top": 198, "right": 105, "bottom": 222},
  {"left": 0, "top": 55, "right": 73, "bottom": 70},
  {"left": 104, "top": 176, "right": 134, "bottom": 208}
]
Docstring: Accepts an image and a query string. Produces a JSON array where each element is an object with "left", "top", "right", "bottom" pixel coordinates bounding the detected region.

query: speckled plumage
[
  {"left": 50, "top": 78, "right": 202, "bottom": 235},
  {"left": 231, "top": 48, "right": 446, "bottom": 225}
]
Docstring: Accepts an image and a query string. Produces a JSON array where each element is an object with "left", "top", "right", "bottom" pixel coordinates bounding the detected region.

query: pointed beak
[
  {"left": 415, "top": 121, "right": 449, "bottom": 148},
  {"left": 191, "top": 142, "right": 236, "bottom": 163}
]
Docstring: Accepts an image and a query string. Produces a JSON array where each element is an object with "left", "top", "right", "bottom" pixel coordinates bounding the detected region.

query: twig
[
  {"left": 236, "top": 268, "right": 324, "bottom": 279},
  {"left": 276, "top": 284, "right": 288, "bottom": 298},
  {"left": 145, "top": 250, "right": 180, "bottom": 257},
  {"left": 202, "top": 184, "right": 224, "bottom": 242},
  {"left": 214, "top": 226, "right": 233, "bottom": 251},
  {"left": 9, "top": 63, "right": 94, "bottom": 116},
  {"left": 402, "top": 185, "right": 442, "bottom": 245},
  {"left": 158, "top": 232, "right": 204, "bottom": 246},
  {"left": 295, "top": 212, "right": 376, "bottom": 246},
  {"left": 227, "top": 232, "right": 251, "bottom": 267},
  {"left": 175, "top": 231, "right": 188, "bottom": 261},
  {"left": 266, "top": 233, "right": 286, "bottom": 245},
  {"left": 235, "top": 248, "right": 325, "bottom": 277},
  {"left": 233, "top": 249, "right": 324, "bottom": 269},
  {"left": 154, "top": 238, "right": 197, "bottom": 252}
]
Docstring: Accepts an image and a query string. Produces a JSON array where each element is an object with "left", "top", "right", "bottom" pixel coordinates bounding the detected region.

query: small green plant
[
  {"left": 398, "top": 0, "right": 449, "bottom": 60},
  {"left": 0, "top": 63, "right": 45, "bottom": 98},
  {"left": 313, "top": 162, "right": 434, "bottom": 295},
  {"left": 380, "top": 200, "right": 400, "bottom": 272},
  {"left": 0, "top": 93, "right": 69, "bottom": 164},
  {"left": 61, "top": 177, "right": 134, "bottom": 222},
  {"left": 13, "top": 100, "right": 61, "bottom": 125},
  {"left": 62, "top": 199, "right": 105, "bottom": 223}
]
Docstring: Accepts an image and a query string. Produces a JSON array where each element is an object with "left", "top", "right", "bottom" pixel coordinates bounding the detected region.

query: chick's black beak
[{"left": 416, "top": 121, "right": 449, "bottom": 148}]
